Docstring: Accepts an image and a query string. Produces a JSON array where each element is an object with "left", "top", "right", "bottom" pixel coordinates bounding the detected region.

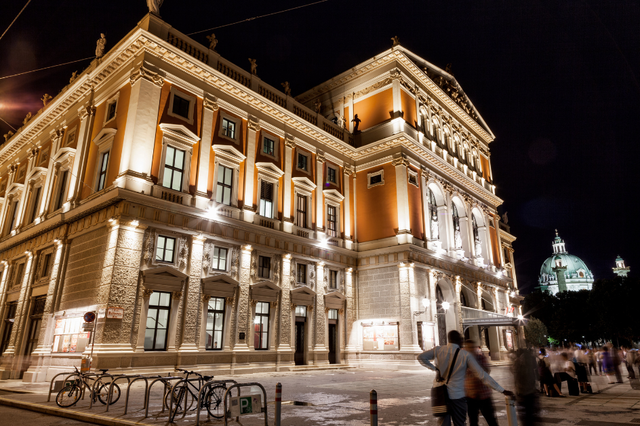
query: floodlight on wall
[
  {"left": 441, "top": 301, "right": 450, "bottom": 311},
  {"left": 413, "top": 297, "right": 430, "bottom": 316}
]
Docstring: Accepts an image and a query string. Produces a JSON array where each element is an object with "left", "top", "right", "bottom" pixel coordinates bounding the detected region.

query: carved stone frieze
[
  {"left": 230, "top": 248, "right": 239, "bottom": 280},
  {"left": 130, "top": 66, "right": 164, "bottom": 87},
  {"left": 142, "top": 229, "right": 154, "bottom": 266},
  {"left": 177, "top": 237, "right": 189, "bottom": 272}
]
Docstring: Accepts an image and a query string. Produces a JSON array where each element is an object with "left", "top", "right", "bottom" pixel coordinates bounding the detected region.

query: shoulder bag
[{"left": 431, "top": 348, "right": 460, "bottom": 417}]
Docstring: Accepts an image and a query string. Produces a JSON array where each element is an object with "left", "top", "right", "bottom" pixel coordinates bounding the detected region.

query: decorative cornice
[
  {"left": 130, "top": 65, "right": 164, "bottom": 87},
  {"left": 203, "top": 95, "right": 219, "bottom": 111}
]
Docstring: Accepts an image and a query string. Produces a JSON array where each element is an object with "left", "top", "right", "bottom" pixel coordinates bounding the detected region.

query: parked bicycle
[
  {"left": 56, "top": 367, "right": 121, "bottom": 408},
  {"left": 166, "top": 368, "right": 226, "bottom": 421}
]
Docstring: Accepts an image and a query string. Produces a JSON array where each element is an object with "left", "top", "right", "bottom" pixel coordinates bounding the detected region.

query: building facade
[
  {"left": 0, "top": 14, "right": 521, "bottom": 382},
  {"left": 538, "top": 231, "right": 594, "bottom": 294}
]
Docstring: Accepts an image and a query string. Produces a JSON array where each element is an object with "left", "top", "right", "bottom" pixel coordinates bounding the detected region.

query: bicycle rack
[
  {"left": 222, "top": 382, "right": 269, "bottom": 426},
  {"left": 123, "top": 375, "right": 161, "bottom": 415},
  {"left": 167, "top": 377, "right": 209, "bottom": 422},
  {"left": 144, "top": 376, "right": 184, "bottom": 418},
  {"left": 89, "top": 372, "right": 117, "bottom": 409},
  {"left": 105, "top": 374, "right": 143, "bottom": 412},
  {"left": 195, "top": 380, "right": 238, "bottom": 426},
  {"left": 47, "top": 371, "right": 80, "bottom": 402}
]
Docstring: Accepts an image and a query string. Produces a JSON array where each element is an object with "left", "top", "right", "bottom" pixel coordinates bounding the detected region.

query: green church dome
[
  {"left": 538, "top": 230, "right": 594, "bottom": 294},
  {"left": 540, "top": 253, "right": 593, "bottom": 279}
]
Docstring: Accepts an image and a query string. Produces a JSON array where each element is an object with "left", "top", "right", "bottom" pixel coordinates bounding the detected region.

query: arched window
[
  {"left": 428, "top": 188, "right": 439, "bottom": 240},
  {"left": 460, "top": 291, "right": 468, "bottom": 307},
  {"left": 452, "top": 202, "right": 462, "bottom": 249}
]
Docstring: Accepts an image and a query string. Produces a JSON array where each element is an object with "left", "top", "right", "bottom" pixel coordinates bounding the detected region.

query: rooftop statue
[
  {"left": 95, "top": 33, "right": 107, "bottom": 58},
  {"left": 281, "top": 81, "right": 291, "bottom": 96},
  {"left": 69, "top": 71, "right": 78, "bottom": 84},
  {"left": 248, "top": 58, "right": 257, "bottom": 75},
  {"left": 147, "top": 0, "right": 163, "bottom": 15},
  {"left": 351, "top": 114, "right": 361, "bottom": 132},
  {"left": 391, "top": 36, "right": 400, "bottom": 47},
  {"left": 41, "top": 94, "right": 52, "bottom": 107},
  {"left": 207, "top": 33, "right": 218, "bottom": 51},
  {"left": 314, "top": 99, "right": 322, "bottom": 113}
]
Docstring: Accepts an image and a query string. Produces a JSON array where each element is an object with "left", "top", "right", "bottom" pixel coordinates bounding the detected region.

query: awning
[{"left": 461, "top": 307, "right": 520, "bottom": 331}]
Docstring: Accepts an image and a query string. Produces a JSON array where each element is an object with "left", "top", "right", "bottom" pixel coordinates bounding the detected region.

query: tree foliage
[
  {"left": 522, "top": 276, "right": 640, "bottom": 346},
  {"left": 524, "top": 317, "right": 548, "bottom": 347}
]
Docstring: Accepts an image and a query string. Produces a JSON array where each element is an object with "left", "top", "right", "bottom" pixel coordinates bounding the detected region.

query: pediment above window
[
  {"left": 250, "top": 280, "right": 281, "bottom": 302},
  {"left": 323, "top": 189, "right": 344, "bottom": 203},
  {"left": 160, "top": 123, "right": 200, "bottom": 148},
  {"left": 143, "top": 265, "right": 188, "bottom": 292},
  {"left": 93, "top": 128, "right": 117, "bottom": 148},
  {"left": 202, "top": 273, "right": 239, "bottom": 298},
  {"left": 324, "top": 290, "right": 346, "bottom": 309},
  {"left": 291, "top": 286, "right": 316, "bottom": 306},
  {"left": 292, "top": 176, "right": 316, "bottom": 193},
  {"left": 212, "top": 144, "right": 246, "bottom": 165},
  {"left": 255, "top": 162, "right": 284, "bottom": 180},
  {"left": 26, "top": 167, "right": 47, "bottom": 185}
]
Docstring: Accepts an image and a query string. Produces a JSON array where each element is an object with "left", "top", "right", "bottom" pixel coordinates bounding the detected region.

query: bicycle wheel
[
  {"left": 56, "top": 384, "right": 82, "bottom": 407},
  {"left": 165, "top": 383, "right": 193, "bottom": 416},
  {"left": 206, "top": 385, "right": 227, "bottom": 419},
  {"left": 97, "top": 382, "right": 121, "bottom": 405}
]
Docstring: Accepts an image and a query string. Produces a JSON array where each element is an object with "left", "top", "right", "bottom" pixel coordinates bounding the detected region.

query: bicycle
[
  {"left": 165, "top": 368, "right": 226, "bottom": 421},
  {"left": 55, "top": 367, "right": 121, "bottom": 408}
]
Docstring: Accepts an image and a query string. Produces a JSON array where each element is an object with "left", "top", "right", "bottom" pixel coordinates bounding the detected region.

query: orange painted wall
[
  {"left": 81, "top": 84, "right": 131, "bottom": 200},
  {"left": 349, "top": 173, "right": 354, "bottom": 240},
  {"left": 489, "top": 222, "right": 501, "bottom": 267},
  {"left": 355, "top": 163, "right": 397, "bottom": 242},
  {"left": 481, "top": 155, "right": 491, "bottom": 182},
  {"left": 407, "top": 168, "right": 424, "bottom": 240},
  {"left": 401, "top": 90, "right": 417, "bottom": 129},
  {"left": 353, "top": 88, "right": 393, "bottom": 131}
]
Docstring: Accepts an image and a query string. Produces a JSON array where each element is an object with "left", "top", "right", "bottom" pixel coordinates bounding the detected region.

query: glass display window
[
  {"left": 362, "top": 323, "right": 399, "bottom": 351},
  {"left": 51, "top": 317, "right": 90, "bottom": 353}
]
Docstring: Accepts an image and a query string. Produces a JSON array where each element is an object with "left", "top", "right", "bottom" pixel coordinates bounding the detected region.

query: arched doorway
[{"left": 436, "top": 285, "right": 447, "bottom": 345}]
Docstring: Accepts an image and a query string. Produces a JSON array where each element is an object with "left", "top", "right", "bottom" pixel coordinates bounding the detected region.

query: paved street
[{"left": 0, "top": 366, "right": 639, "bottom": 425}]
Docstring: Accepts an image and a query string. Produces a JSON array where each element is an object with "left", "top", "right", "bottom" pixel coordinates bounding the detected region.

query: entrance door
[
  {"left": 328, "top": 322, "right": 337, "bottom": 364},
  {"left": 295, "top": 320, "right": 305, "bottom": 365},
  {"left": 21, "top": 296, "right": 46, "bottom": 377}
]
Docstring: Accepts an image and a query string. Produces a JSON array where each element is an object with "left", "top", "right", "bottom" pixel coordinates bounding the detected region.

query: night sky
[{"left": 1, "top": 1, "right": 639, "bottom": 294}]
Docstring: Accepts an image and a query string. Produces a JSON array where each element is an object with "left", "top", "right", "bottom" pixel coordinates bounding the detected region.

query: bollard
[
  {"left": 370, "top": 389, "right": 378, "bottom": 426},
  {"left": 505, "top": 395, "right": 518, "bottom": 426},
  {"left": 275, "top": 382, "right": 282, "bottom": 426}
]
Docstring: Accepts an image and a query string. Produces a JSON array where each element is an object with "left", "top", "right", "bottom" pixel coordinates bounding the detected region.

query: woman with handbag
[{"left": 418, "top": 330, "right": 514, "bottom": 426}]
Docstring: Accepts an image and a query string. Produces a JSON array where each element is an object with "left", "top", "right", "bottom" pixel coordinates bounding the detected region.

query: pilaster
[
  {"left": 343, "top": 165, "right": 353, "bottom": 246},
  {"left": 242, "top": 117, "right": 260, "bottom": 223},
  {"left": 454, "top": 276, "right": 463, "bottom": 333},
  {"left": 399, "top": 263, "right": 421, "bottom": 353},
  {"left": 68, "top": 104, "right": 96, "bottom": 206},
  {"left": 282, "top": 135, "right": 295, "bottom": 233},
  {"left": 392, "top": 153, "right": 411, "bottom": 244},
  {"left": 178, "top": 235, "right": 204, "bottom": 353},
  {"left": 313, "top": 262, "right": 328, "bottom": 364},
  {"left": 344, "top": 268, "right": 357, "bottom": 353},
  {"left": 315, "top": 151, "right": 325, "bottom": 239},
  {"left": 234, "top": 244, "right": 252, "bottom": 351},
  {"left": 195, "top": 96, "right": 218, "bottom": 208}
]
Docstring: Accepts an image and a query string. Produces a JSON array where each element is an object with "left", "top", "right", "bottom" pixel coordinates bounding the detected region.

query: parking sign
[{"left": 229, "top": 394, "right": 262, "bottom": 416}]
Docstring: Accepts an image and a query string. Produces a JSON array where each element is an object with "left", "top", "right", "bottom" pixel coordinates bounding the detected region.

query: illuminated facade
[
  {"left": 538, "top": 231, "right": 594, "bottom": 294},
  {"left": 0, "top": 14, "right": 521, "bottom": 381}
]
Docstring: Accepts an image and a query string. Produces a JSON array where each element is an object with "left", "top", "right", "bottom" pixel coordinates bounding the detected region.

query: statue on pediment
[
  {"left": 207, "top": 33, "right": 218, "bottom": 51},
  {"left": 248, "top": 58, "right": 257, "bottom": 75},
  {"left": 147, "top": 0, "right": 163, "bottom": 15},
  {"left": 95, "top": 33, "right": 106, "bottom": 58}
]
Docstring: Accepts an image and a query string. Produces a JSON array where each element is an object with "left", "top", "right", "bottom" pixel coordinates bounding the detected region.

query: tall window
[
  {"left": 472, "top": 214, "right": 480, "bottom": 243},
  {"left": 326, "top": 205, "right": 337, "bottom": 237},
  {"left": 54, "top": 170, "right": 69, "bottom": 211},
  {"left": 155, "top": 236, "right": 176, "bottom": 263},
  {"left": 296, "top": 194, "right": 307, "bottom": 227},
  {"left": 144, "top": 291, "right": 171, "bottom": 351},
  {"left": 222, "top": 118, "right": 236, "bottom": 139},
  {"left": 6, "top": 200, "right": 19, "bottom": 235},
  {"left": 211, "top": 247, "right": 228, "bottom": 271},
  {"left": 428, "top": 188, "right": 439, "bottom": 240},
  {"left": 206, "top": 297, "right": 225, "bottom": 350},
  {"left": 253, "top": 302, "right": 270, "bottom": 350},
  {"left": 452, "top": 203, "right": 462, "bottom": 249},
  {"left": 259, "top": 181, "right": 274, "bottom": 218},
  {"left": 258, "top": 256, "right": 271, "bottom": 279},
  {"left": 28, "top": 187, "right": 41, "bottom": 224},
  {"left": 0, "top": 302, "right": 16, "bottom": 355},
  {"left": 327, "top": 167, "right": 337, "bottom": 184},
  {"left": 38, "top": 253, "right": 52, "bottom": 280},
  {"left": 106, "top": 101, "right": 117, "bottom": 122},
  {"left": 297, "top": 153, "right": 308, "bottom": 171},
  {"left": 329, "top": 270, "right": 338, "bottom": 289},
  {"left": 215, "top": 165, "right": 233, "bottom": 205},
  {"left": 297, "top": 263, "right": 307, "bottom": 284},
  {"left": 12, "top": 263, "right": 25, "bottom": 288},
  {"left": 263, "top": 137, "right": 275, "bottom": 156},
  {"left": 97, "top": 151, "right": 110, "bottom": 191},
  {"left": 162, "top": 146, "right": 185, "bottom": 191}
]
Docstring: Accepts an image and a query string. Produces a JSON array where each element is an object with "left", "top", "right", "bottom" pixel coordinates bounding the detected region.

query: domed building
[{"left": 538, "top": 231, "right": 594, "bottom": 294}]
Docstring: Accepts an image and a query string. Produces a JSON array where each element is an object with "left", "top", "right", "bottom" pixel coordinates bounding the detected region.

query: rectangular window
[
  {"left": 206, "top": 297, "right": 225, "bottom": 350},
  {"left": 263, "top": 137, "right": 275, "bottom": 156},
  {"left": 408, "top": 174, "right": 419, "bottom": 187},
  {"left": 212, "top": 247, "right": 228, "bottom": 271},
  {"left": 13, "top": 263, "right": 25, "bottom": 288},
  {"left": 65, "top": 129, "right": 77, "bottom": 147},
  {"left": 329, "top": 270, "right": 338, "bottom": 289},
  {"left": 144, "top": 291, "right": 171, "bottom": 351},
  {"left": 253, "top": 301, "right": 270, "bottom": 350},
  {"left": 106, "top": 101, "right": 117, "bottom": 122},
  {"left": 296, "top": 194, "right": 307, "bottom": 227},
  {"left": 258, "top": 256, "right": 271, "bottom": 279},
  {"left": 259, "top": 181, "right": 274, "bottom": 218},
  {"left": 327, "top": 167, "right": 337, "bottom": 184},
  {"left": 297, "top": 263, "right": 307, "bottom": 284},
  {"left": 172, "top": 95, "right": 191, "bottom": 119},
  {"left": 370, "top": 174, "right": 382, "bottom": 185},
  {"left": 97, "top": 151, "right": 110, "bottom": 191},
  {"left": 162, "top": 146, "right": 185, "bottom": 192},
  {"left": 215, "top": 165, "right": 233, "bottom": 205},
  {"left": 39, "top": 253, "right": 52, "bottom": 280},
  {"left": 155, "top": 236, "right": 176, "bottom": 263},
  {"left": 0, "top": 302, "right": 17, "bottom": 355},
  {"left": 222, "top": 118, "right": 236, "bottom": 139},
  {"left": 295, "top": 305, "right": 307, "bottom": 317},
  {"left": 28, "top": 187, "right": 41, "bottom": 224},
  {"left": 6, "top": 201, "right": 19, "bottom": 234},
  {"left": 297, "top": 153, "right": 308, "bottom": 171},
  {"left": 326, "top": 205, "right": 337, "bottom": 237},
  {"left": 54, "top": 170, "right": 69, "bottom": 211},
  {"left": 328, "top": 309, "right": 338, "bottom": 320},
  {"left": 362, "top": 323, "right": 399, "bottom": 351}
]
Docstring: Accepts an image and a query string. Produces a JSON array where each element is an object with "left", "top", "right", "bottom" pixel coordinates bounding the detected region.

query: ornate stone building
[{"left": 0, "top": 13, "right": 521, "bottom": 381}]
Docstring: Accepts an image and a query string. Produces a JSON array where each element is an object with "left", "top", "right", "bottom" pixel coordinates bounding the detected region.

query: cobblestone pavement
[{"left": 0, "top": 366, "right": 639, "bottom": 425}]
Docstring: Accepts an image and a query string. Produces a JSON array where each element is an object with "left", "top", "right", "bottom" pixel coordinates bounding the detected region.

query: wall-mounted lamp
[{"left": 413, "top": 297, "right": 430, "bottom": 316}]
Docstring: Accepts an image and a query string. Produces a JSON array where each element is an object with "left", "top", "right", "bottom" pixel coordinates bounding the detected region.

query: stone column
[
  {"left": 441, "top": 189, "right": 454, "bottom": 255},
  {"left": 277, "top": 254, "right": 293, "bottom": 367},
  {"left": 344, "top": 268, "right": 357, "bottom": 354},
  {"left": 179, "top": 235, "right": 204, "bottom": 353},
  {"left": 428, "top": 270, "right": 438, "bottom": 324},
  {"left": 16, "top": 180, "right": 34, "bottom": 228},
  {"left": 242, "top": 117, "right": 260, "bottom": 223},
  {"left": 477, "top": 283, "right": 489, "bottom": 353},
  {"left": 117, "top": 65, "right": 163, "bottom": 194},
  {"left": 36, "top": 129, "right": 64, "bottom": 221},
  {"left": 198, "top": 294, "right": 211, "bottom": 351},
  {"left": 195, "top": 96, "right": 218, "bottom": 209},
  {"left": 68, "top": 104, "right": 96, "bottom": 207},
  {"left": 282, "top": 135, "right": 295, "bottom": 233},
  {"left": 399, "top": 263, "right": 421, "bottom": 354},
  {"left": 135, "top": 288, "right": 154, "bottom": 351},
  {"left": 233, "top": 245, "right": 252, "bottom": 351},
  {"left": 391, "top": 68, "right": 402, "bottom": 116},
  {"left": 496, "top": 289, "right": 508, "bottom": 356},
  {"left": 454, "top": 276, "right": 463, "bottom": 333},
  {"left": 22, "top": 240, "right": 66, "bottom": 382},
  {"left": 393, "top": 153, "right": 411, "bottom": 244},
  {"left": 315, "top": 151, "right": 325, "bottom": 239},
  {"left": 313, "top": 262, "right": 328, "bottom": 364},
  {"left": 343, "top": 165, "right": 354, "bottom": 249}
]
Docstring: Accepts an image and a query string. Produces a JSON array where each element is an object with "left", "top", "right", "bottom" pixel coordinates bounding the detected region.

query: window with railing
[
  {"left": 259, "top": 181, "right": 274, "bottom": 218},
  {"left": 326, "top": 205, "right": 337, "bottom": 237},
  {"left": 296, "top": 194, "right": 307, "bottom": 227},
  {"left": 205, "top": 297, "right": 225, "bottom": 350},
  {"left": 215, "top": 165, "right": 233, "bottom": 205},
  {"left": 254, "top": 301, "right": 270, "bottom": 350},
  {"left": 162, "top": 146, "right": 185, "bottom": 192}
]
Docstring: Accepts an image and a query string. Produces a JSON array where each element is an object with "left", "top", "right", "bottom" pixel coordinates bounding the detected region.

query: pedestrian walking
[
  {"left": 624, "top": 347, "right": 636, "bottom": 379},
  {"left": 554, "top": 353, "right": 579, "bottom": 395},
  {"left": 538, "top": 348, "right": 563, "bottom": 397},
  {"left": 612, "top": 346, "right": 623, "bottom": 383},
  {"left": 464, "top": 340, "right": 499, "bottom": 426},
  {"left": 587, "top": 349, "right": 598, "bottom": 376},
  {"left": 512, "top": 348, "right": 541, "bottom": 426},
  {"left": 418, "top": 330, "right": 513, "bottom": 426},
  {"left": 602, "top": 346, "right": 615, "bottom": 384}
]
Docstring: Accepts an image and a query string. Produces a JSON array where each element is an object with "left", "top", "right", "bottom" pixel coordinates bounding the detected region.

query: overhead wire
[
  {"left": 0, "top": 0, "right": 32, "bottom": 43},
  {"left": 0, "top": 56, "right": 95, "bottom": 81}
]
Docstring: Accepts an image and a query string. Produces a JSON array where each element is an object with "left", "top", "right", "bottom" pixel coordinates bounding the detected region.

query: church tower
[{"left": 613, "top": 256, "right": 630, "bottom": 277}]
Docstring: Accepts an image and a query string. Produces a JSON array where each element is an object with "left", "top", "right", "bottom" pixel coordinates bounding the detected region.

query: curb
[{"left": 0, "top": 396, "right": 146, "bottom": 426}]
